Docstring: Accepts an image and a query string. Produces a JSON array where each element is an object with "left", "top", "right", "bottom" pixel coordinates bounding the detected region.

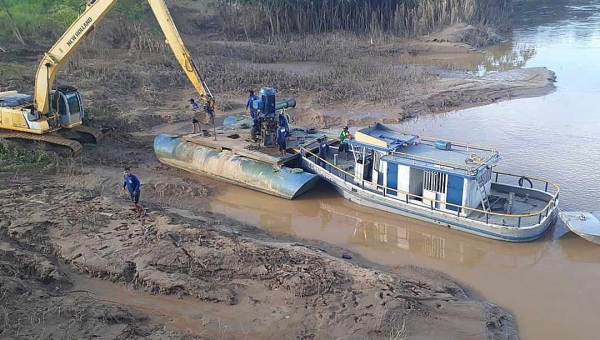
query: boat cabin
[{"left": 347, "top": 123, "right": 500, "bottom": 216}]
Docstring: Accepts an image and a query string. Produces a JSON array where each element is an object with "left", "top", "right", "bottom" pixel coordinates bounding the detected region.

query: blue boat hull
[
  {"left": 302, "top": 157, "right": 559, "bottom": 242},
  {"left": 154, "top": 134, "right": 319, "bottom": 199}
]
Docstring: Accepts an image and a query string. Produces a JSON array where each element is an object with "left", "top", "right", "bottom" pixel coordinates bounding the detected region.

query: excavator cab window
[
  {"left": 58, "top": 94, "right": 68, "bottom": 115},
  {"left": 66, "top": 92, "right": 82, "bottom": 117}
]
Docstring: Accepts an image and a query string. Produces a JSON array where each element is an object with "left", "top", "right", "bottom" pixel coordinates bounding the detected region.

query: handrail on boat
[
  {"left": 387, "top": 137, "right": 499, "bottom": 172},
  {"left": 419, "top": 136, "right": 499, "bottom": 153},
  {"left": 301, "top": 147, "right": 560, "bottom": 224},
  {"left": 320, "top": 134, "right": 497, "bottom": 175}
]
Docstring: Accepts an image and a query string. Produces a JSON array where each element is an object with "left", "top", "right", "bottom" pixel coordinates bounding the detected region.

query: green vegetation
[
  {"left": 0, "top": 62, "right": 28, "bottom": 77},
  {"left": 0, "top": 0, "right": 148, "bottom": 44},
  {"left": 0, "top": 0, "right": 79, "bottom": 43},
  {"left": 0, "top": 138, "right": 59, "bottom": 171}
]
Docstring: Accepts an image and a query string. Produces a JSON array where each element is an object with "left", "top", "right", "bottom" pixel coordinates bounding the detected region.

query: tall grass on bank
[
  {"left": 219, "top": 0, "right": 513, "bottom": 39},
  {"left": 65, "top": 36, "right": 431, "bottom": 108},
  {"left": 1, "top": 0, "right": 513, "bottom": 45}
]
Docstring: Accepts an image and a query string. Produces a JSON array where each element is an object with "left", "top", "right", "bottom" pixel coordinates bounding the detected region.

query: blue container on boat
[{"left": 435, "top": 140, "right": 452, "bottom": 150}]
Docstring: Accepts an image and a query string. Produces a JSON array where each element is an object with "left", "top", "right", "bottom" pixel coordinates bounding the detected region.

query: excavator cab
[{"left": 50, "top": 86, "right": 84, "bottom": 128}]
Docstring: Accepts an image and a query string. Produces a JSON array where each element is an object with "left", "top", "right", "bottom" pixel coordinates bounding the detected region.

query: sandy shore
[{"left": 0, "top": 163, "right": 518, "bottom": 339}]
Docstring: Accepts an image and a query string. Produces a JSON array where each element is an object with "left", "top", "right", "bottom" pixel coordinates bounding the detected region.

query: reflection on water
[
  {"left": 211, "top": 185, "right": 560, "bottom": 269},
  {"left": 319, "top": 200, "right": 552, "bottom": 268},
  {"left": 399, "top": 41, "right": 537, "bottom": 73},
  {"left": 403, "top": 0, "right": 600, "bottom": 74},
  {"left": 211, "top": 180, "right": 600, "bottom": 340},
  {"left": 478, "top": 43, "right": 536, "bottom": 73}
]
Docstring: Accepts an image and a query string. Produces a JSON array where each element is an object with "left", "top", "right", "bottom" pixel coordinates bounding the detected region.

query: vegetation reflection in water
[
  {"left": 210, "top": 185, "right": 563, "bottom": 268},
  {"left": 317, "top": 200, "right": 554, "bottom": 268}
]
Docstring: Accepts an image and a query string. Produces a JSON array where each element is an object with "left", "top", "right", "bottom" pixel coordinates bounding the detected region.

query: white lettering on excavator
[{"left": 66, "top": 17, "right": 93, "bottom": 47}]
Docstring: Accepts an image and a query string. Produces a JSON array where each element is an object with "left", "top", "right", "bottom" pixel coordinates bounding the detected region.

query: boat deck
[
  {"left": 559, "top": 211, "right": 600, "bottom": 245},
  {"left": 182, "top": 117, "right": 329, "bottom": 166}
]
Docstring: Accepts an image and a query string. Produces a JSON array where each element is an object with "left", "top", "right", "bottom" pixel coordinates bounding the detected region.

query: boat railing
[
  {"left": 389, "top": 149, "right": 482, "bottom": 175},
  {"left": 306, "top": 137, "right": 492, "bottom": 174},
  {"left": 301, "top": 147, "right": 560, "bottom": 228},
  {"left": 419, "top": 136, "right": 499, "bottom": 154}
]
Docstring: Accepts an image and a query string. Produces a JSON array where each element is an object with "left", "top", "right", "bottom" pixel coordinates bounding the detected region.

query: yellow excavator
[{"left": 0, "top": 0, "right": 214, "bottom": 156}]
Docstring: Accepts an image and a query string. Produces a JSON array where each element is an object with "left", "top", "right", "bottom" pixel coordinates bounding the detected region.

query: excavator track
[
  {"left": 0, "top": 131, "right": 83, "bottom": 156},
  {"left": 69, "top": 124, "right": 105, "bottom": 143}
]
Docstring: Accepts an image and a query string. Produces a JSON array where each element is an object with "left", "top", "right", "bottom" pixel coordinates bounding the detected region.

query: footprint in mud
[
  {"left": 151, "top": 182, "right": 209, "bottom": 199},
  {"left": 123, "top": 261, "right": 137, "bottom": 283}
]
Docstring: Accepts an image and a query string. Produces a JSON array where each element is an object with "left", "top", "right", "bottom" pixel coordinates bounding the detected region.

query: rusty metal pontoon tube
[{"left": 154, "top": 134, "right": 320, "bottom": 200}]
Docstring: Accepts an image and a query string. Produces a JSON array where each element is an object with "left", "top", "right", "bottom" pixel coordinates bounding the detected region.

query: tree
[{"left": 1, "top": 0, "right": 24, "bottom": 45}]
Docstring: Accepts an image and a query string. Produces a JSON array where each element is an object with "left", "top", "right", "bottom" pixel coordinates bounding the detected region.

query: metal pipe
[
  {"left": 507, "top": 192, "right": 515, "bottom": 214},
  {"left": 275, "top": 98, "right": 296, "bottom": 110}
]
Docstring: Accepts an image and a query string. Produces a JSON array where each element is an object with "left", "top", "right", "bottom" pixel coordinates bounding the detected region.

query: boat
[
  {"left": 299, "top": 123, "right": 560, "bottom": 242},
  {"left": 154, "top": 88, "right": 323, "bottom": 200},
  {"left": 559, "top": 211, "right": 600, "bottom": 245}
]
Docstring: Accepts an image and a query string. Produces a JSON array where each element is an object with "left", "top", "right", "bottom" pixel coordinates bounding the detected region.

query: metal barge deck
[{"left": 154, "top": 118, "right": 322, "bottom": 200}]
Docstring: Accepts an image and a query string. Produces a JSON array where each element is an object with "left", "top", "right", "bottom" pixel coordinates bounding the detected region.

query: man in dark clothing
[
  {"left": 317, "top": 138, "right": 329, "bottom": 168},
  {"left": 276, "top": 121, "right": 288, "bottom": 158},
  {"left": 246, "top": 90, "right": 259, "bottom": 120},
  {"left": 123, "top": 167, "right": 145, "bottom": 218},
  {"left": 189, "top": 98, "right": 201, "bottom": 133},
  {"left": 278, "top": 111, "right": 289, "bottom": 134}
]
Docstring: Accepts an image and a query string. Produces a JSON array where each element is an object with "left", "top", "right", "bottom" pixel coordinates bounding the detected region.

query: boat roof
[
  {"left": 350, "top": 123, "right": 500, "bottom": 176},
  {"left": 351, "top": 123, "right": 420, "bottom": 151}
]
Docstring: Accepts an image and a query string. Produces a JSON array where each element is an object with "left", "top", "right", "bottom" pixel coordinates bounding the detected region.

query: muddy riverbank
[{"left": 0, "top": 163, "right": 518, "bottom": 339}]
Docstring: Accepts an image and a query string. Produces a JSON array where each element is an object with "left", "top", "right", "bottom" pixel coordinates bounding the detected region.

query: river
[{"left": 210, "top": 1, "right": 600, "bottom": 339}]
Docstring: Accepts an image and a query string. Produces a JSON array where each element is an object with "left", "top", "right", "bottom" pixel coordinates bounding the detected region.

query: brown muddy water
[
  {"left": 70, "top": 267, "right": 265, "bottom": 339},
  {"left": 210, "top": 1, "right": 600, "bottom": 339}
]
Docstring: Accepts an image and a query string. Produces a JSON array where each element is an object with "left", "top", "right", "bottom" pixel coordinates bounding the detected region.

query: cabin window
[{"left": 423, "top": 171, "right": 447, "bottom": 194}]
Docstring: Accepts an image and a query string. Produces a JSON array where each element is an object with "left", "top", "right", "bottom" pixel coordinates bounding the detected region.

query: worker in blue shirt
[
  {"left": 122, "top": 167, "right": 145, "bottom": 218},
  {"left": 278, "top": 110, "right": 289, "bottom": 134},
  {"left": 317, "top": 138, "right": 329, "bottom": 168},
  {"left": 245, "top": 90, "right": 259, "bottom": 119},
  {"left": 276, "top": 121, "right": 288, "bottom": 158}
]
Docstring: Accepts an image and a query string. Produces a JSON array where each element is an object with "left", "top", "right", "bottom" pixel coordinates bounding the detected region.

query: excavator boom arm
[
  {"left": 34, "top": 0, "right": 213, "bottom": 115},
  {"left": 34, "top": 0, "right": 119, "bottom": 114},
  {"left": 147, "top": 0, "right": 213, "bottom": 103}
]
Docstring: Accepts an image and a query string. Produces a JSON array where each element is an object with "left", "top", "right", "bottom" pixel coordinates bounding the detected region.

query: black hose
[{"left": 518, "top": 176, "right": 533, "bottom": 188}]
